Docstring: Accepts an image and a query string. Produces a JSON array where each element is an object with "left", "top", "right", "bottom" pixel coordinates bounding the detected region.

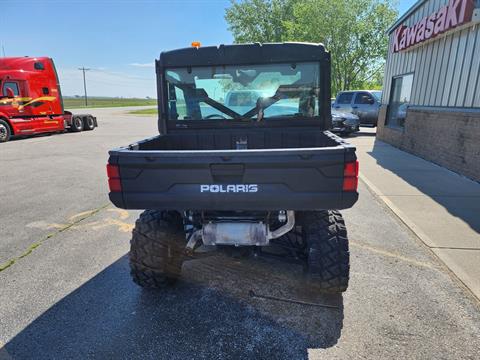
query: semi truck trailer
[{"left": 0, "top": 56, "right": 97, "bottom": 143}]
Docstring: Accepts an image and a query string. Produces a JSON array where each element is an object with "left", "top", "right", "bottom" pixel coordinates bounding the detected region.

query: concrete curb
[{"left": 359, "top": 173, "right": 480, "bottom": 302}]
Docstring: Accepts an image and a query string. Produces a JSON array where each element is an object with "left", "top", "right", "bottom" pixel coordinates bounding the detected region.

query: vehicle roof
[
  {"left": 0, "top": 57, "right": 50, "bottom": 70},
  {"left": 0, "top": 57, "right": 52, "bottom": 80},
  {"left": 158, "top": 42, "right": 328, "bottom": 68},
  {"left": 337, "top": 90, "right": 382, "bottom": 94}
]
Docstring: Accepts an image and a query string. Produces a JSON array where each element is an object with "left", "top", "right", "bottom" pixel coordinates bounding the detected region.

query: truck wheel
[
  {"left": 129, "top": 210, "right": 186, "bottom": 288},
  {"left": 70, "top": 116, "right": 83, "bottom": 132},
  {"left": 0, "top": 120, "right": 11, "bottom": 143},
  {"left": 298, "top": 210, "right": 349, "bottom": 293},
  {"left": 83, "top": 116, "right": 95, "bottom": 131}
]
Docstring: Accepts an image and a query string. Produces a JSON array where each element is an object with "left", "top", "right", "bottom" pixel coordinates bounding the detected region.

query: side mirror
[{"left": 6, "top": 87, "right": 15, "bottom": 98}]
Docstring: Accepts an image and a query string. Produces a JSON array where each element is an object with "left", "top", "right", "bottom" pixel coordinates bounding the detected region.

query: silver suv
[{"left": 333, "top": 90, "right": 382, "bottom": 126}]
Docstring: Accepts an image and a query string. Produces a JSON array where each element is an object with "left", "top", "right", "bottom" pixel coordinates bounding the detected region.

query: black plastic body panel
[
  {"left": 156, "top": 42, "right": 332, "bottom": 134},
  {"left": 108, "top": 131, "right": 358, "bottom": 211}
]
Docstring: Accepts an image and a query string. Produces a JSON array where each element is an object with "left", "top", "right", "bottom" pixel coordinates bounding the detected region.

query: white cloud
[{"left": 129, "top": 62, "right": 154, "bottom": 68}]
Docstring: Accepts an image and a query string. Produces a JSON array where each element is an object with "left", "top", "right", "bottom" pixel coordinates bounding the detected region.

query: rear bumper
[
  {"left": 109, "top": 189, "right": 358, "bottom": 211},
  {"left": 108, "top": 134, "right": 359, "bottom": 212}
]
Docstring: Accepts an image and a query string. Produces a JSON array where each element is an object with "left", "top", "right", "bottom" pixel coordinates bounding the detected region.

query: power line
[{"left": 78, "top": 67, "right": 91, "bottom": 106}]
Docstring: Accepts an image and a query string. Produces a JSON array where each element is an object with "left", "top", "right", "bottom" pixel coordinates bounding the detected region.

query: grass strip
[{"left": 0, "top": 204, "right": 109, "bottom": 273}]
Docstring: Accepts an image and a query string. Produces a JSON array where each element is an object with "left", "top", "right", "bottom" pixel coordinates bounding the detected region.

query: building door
[
  {"left": 2, "top": 81, "right": 34, "bottom": 134},
  {"left": 387, "top": 73, "right": 414, "bottom": 128}
]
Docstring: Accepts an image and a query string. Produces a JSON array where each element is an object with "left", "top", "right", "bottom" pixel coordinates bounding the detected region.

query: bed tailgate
[{"left": 107, "top": 147, "right": 358, "bottom": 211}]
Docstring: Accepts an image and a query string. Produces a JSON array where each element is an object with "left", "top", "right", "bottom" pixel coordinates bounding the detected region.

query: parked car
[
  {"left": 333, "top": 90, "right": 382, "bottom": 126},
  {"left": 330, "top": 109, "right": 360, "bottom": 135}
]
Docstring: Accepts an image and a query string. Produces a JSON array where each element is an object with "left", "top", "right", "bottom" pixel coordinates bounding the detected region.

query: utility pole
[
  {"left": 1, "top": 44, "right": 5, "bottom": 57},
  {"left": 78, "top": 67, "right": 91, "bottom": 107}
]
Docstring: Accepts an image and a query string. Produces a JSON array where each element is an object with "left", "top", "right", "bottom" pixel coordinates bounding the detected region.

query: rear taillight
[
  {"left": 343, "top": 160, "right": 359, "bottom": 192},
  {"left": 107, "top": 164, "right": 122, "bottom": 192}
]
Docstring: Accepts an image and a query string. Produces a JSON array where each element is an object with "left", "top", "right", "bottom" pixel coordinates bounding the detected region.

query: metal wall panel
[
  {"left": 426, "top": 39, "right": 440, "bottom": 105},
  {"left": 465, "top": 27, "right": 480, "bottom": 107},
  {"left": 474, "top": 62, "right": 480, "bottom": 106},
  {"left": 429, "top": 36, "right": 445, "bottom": 105},
  {"left": 436, "top": 35, "right": 453, "bottom": 106},
  {"left": 382, "top": 0, "right": 479, "bottom": 109},
  {"left": 448, "top": 29, "right": 468, "bottom": 106},
  {"left": 442, "top": 31, "right": 461, "bottom": 106},
  {"left": 455, "top": 28, "right": 476, "bottom": 106}
]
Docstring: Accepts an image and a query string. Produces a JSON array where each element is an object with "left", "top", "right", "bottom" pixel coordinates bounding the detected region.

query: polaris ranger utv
[{"left": 107, "top": 43, "right": 359, "bottom": 293}]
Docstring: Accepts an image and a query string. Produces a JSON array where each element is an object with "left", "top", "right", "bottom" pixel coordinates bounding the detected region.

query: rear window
[
  {"left": 166, "top": 62, "right": 321, "bottom": 121},
  {"left": 336, "top": 93, "right": 354, "bottom": 104}
]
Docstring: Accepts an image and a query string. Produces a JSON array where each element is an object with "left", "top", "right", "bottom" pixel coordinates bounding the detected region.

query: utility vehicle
[
  {"left": 0, "top": 57, "right": 97, "bottom": 143},
  {"left": 107, "top": 43, "right": 359, "bottom": 293}
]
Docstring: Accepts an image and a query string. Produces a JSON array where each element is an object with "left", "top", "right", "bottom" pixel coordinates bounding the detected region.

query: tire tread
[
  {"left": 298, "top": 210, "right": 350, "bottom": 293},
  {"left": 129, "top": 210, "right": 185, "bottom": 289}
]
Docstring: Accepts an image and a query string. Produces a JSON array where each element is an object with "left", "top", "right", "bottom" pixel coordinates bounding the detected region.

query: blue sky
[{"left": 0, "top": 0, "right": 417, "bottom": 98}]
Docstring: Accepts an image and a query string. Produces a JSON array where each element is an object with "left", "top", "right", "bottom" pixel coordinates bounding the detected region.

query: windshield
[
  {"left": 165, "top": 62, "right": 320, "bottom": 121},
  {"left": 372, "top": 91, "right": 382, "bottom": 101}
]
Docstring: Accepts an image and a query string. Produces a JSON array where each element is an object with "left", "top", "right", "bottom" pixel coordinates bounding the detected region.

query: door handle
[
  {"left": 352, "top": 106, "right": 358, "bottom": 109},
  {"left": 334, "top": 106, "right": 340, "bottom": 109}
]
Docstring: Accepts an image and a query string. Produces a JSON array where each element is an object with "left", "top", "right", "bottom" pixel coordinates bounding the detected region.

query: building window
[
  {"left": 387, "top": 73, "right": 413, "bottom": 128},
  {"left": 2, "top": 81, "right": 20, "bottom": 96}
]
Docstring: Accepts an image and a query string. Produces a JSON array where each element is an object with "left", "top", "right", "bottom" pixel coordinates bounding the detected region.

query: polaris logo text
[{"left": 200, "top": 184, "right": 258, "bottom": 193}]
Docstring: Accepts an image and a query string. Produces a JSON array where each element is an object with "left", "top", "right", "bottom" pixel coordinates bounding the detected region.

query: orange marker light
[{"left": 191, "top": 41, "right": 201, "bottom": 48}]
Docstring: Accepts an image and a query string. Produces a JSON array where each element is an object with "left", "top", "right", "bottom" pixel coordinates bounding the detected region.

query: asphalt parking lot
[{"left": 1, "top": 108, "right": 479, "bottom": 360}]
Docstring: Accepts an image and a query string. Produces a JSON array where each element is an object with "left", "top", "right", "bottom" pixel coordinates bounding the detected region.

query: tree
[
  {"left": 225, "top": 0, "right": 298, "bottom": 43},
  {"left": 225, "top": 0, "right": 398, "bottom": 95}
]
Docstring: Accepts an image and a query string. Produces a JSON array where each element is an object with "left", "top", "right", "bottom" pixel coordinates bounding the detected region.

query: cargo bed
[{"left": 108, "top": 128, "right": 358, "bottom": 211}]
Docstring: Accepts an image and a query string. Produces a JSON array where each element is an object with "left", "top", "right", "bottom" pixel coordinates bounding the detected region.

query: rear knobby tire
[
  {"left": 129, "top": 210, "right": 186, "bottom": 289},
  {"left": 298, "top": 210, "right": 350, "bottom": 293}
]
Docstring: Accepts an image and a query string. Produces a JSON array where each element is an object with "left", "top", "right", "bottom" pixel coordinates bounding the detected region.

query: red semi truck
[{"left": 0, "top": 56, "right": 97, "bottom": 143}]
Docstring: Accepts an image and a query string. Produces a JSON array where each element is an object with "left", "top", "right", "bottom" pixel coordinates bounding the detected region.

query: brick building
[{"left": 377, "top": 0, "right": 480, "bottom": 181}]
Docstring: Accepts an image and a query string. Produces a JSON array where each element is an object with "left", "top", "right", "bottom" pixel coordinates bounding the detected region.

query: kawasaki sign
[{"left": 393, "top": 0, "right": 476, "bottom": 52}]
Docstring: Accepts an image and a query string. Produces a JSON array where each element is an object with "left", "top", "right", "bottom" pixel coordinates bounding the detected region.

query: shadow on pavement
[
  {"left": 338, "top": 128, "right": 377, "bottom": 139},
  {"left": 354, "top": 130, "right": 377, "bottom": 137},
  {"left": 368, "top": 139, "right": 480, "bottom": 234},
  {"left": 3, "top": 255, "right": 343, "bottom": 360},
  {"left": 9, "top": 132, "right": 57, "bottom": 142}
]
